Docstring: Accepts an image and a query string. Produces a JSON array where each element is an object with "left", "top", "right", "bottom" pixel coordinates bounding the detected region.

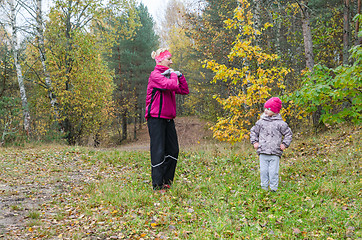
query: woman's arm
[
  {"left": 175, "top": 74, "right": 189, "bottom": 95},
  {"left": 150, "top": 72, "right": 179, "bottom": 91}
]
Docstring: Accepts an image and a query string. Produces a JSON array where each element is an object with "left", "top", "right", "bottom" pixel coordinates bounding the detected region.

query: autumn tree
[
  {"left": 0, "top": 26, "right": 21, "bottom": 145},
  {"left": 1, "top": 0, "right": 31, "bottom": 134},
  {"left": 205, "top": 0, "right": 289, "bottom": 143},
  {"left": 34, "top": 0, "right": 60, "bottom": 121},
  {"left": 182, "top": 0, "right": 239, "bottom": 120},
  {"left": 43, "top": 0, "right": 117, "bottom": 145}
]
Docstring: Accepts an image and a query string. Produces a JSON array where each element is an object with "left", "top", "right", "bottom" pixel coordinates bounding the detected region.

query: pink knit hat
[
  {"left": 264, "top": 97, "right": 282, "bottom": 114},
  {"left": 155, "top": 50, "right": 172, "bottom": 63}
]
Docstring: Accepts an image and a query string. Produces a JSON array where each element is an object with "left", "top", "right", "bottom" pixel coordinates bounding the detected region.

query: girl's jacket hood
[
  {"left": 145, "top": 65, "right": 189, "bottom": 120},
  {"left": 260, "top": 113, "right": 284, "bottom": 121},
  {"left": 250, "top": 113, "right": 293, "bottom": 157}
]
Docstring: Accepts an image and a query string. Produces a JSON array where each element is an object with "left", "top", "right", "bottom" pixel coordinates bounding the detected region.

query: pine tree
[{"left": 109, "top": 3, "right": 158, "bottom": 142}]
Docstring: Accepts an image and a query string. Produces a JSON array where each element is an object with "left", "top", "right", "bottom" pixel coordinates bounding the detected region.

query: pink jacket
[{"left": 145, "top": 65, "right": 189, "bottom": 119}]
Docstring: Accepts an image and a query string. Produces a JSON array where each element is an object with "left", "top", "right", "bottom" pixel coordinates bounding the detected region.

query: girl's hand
[
  {"left": 280, "top": 144, "right": 286, "bottom": 151},
  {"left": 253, "top": 142, "right": 259, "bottom": 150}
]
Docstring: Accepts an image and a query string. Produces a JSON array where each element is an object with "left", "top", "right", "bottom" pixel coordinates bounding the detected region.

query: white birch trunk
[
  {"left": 36, "top": 0, "right": 61, "bottom": 122},
  {"left": 9, "top": 0, "right": 31, "bottom": 134},
  {"left": 274, "top": 1, "right": 282, "bottom": 56}
]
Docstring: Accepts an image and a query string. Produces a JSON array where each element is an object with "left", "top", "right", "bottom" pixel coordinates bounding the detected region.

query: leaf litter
[
  {"left": 0, "top": 147, "right": 132, "bottom": 239},
  {"left": 0, "top": 124, "right": 360, "bottom": 239}
]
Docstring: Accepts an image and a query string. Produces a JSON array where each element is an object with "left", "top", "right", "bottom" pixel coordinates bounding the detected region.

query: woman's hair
[
  {"left": 151, "top": 48, "right": 172, "bottom": 63},
  {"left": 151, "top": 48, "right": 169, "bottom": 59}
]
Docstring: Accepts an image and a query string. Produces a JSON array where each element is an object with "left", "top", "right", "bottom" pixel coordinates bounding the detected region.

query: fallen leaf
[
  {"left": 293, "top": 228, "right": 301, "bottom": 234},
  {"left": 346, "top": 226, "right": 355, "bottom": 237}
]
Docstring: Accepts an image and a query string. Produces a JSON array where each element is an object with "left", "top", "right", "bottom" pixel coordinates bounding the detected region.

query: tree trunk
[
  {"left": 253, "top": 0, "right": 261, "bottom": 42},
  {"left": 343, "top": 0, "right": 350, "bottom": 65},
  {"left": 300, "top": 1, "right": 314, "bottom": 70},
  {"left": 139, "top": 106, "right": 143, "bottom": 128},
  {"left": 0, "top": 52, "right": 9, "bottom": 98},
  {"left": 122, "top": 112, "right": 127, "bottom": 142},
  {"left": 355, "top": 0, "right": 362, "bottom": 45},
  {"left": 134, "top": 115, "right": 137, "bottom": 140},
  {"left": 36, "top": 0, "right": 61, "bottom": 124},
  {"left": 274, "top": 1, "right": 282, "bottom": 56},
  {"left": 298, "top": 0, "right": 325, "bottom": 129},
  {"left": 9, "top": 0, "right": 31, "bottom": 135},
  {"left": 63, "top": 0, "right": 75, "bottom": 144}
]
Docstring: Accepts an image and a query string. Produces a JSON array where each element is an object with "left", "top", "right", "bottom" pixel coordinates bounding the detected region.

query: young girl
[
  {"left": 250, "top": 97, "right": 293, "bottom": 191},
  {"left": 145, "top": 48, "right": 189, "bottom": 191}
]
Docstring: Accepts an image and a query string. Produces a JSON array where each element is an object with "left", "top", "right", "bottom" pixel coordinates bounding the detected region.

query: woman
[{"left": 145, "top": 48, "right": 189, "bottom": 191}]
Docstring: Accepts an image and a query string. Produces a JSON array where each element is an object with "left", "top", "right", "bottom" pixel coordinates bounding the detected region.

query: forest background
[{"left": 0, "top": 0, "right": 361, "bottom": 147}]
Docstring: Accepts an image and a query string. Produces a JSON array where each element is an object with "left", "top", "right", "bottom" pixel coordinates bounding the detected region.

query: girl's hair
[{"left": 151, "top": 48, "right": 169, "bottom": 59}]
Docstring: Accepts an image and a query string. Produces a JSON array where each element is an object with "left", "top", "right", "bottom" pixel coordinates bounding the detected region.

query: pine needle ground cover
[{"left": 0, "top": 125, "right": 360, "bottom": 239}]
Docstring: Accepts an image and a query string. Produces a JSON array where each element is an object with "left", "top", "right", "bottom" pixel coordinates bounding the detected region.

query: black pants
[{"left": 147, "top": 117, "right": 179, "bottom": 190}]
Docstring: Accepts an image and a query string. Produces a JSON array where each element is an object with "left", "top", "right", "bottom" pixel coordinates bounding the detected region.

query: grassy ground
[{"left": 0, "top": 124, "right": 360, "bottom": 239}]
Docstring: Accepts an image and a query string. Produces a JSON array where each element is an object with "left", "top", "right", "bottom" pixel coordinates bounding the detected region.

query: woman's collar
[{"left": 155, "top": 65, "right": 169, "bottom": 71}]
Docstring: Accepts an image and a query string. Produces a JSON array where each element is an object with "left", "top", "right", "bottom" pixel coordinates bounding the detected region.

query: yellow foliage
[
  {"left": 43, "top": 7, "right": 116, "bottom": 143},
  {"left": 205, "top": 0, "right": 290, "bottom": 143}
]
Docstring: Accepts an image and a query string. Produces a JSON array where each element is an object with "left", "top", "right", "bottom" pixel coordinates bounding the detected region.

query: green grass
[
  {"left": 28, "top": 211, "right": 41, "bottom": 219},
  {"left": 0, "top": 125, "right": 360, "bottom": 239}
]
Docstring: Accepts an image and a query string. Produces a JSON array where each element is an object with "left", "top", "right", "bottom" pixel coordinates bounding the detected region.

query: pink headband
[{"left": 155, "top": 50, "right": 172, "bottom": 63}]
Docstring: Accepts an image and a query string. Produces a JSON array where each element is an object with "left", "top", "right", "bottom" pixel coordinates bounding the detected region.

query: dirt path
[
  {"left": 0, "top": 149, "right": 82, "bottom": 237},
  {"left": 119, "top": 116, "right": 212, "bottom": 151},
  {"left": 0, "top": 117, "right": 212, "bottom": 237},
  {"left": 0, "top": 148, "right": 127, "bottom": 238}
]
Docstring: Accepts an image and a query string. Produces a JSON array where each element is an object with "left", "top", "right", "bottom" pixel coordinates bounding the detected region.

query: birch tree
[
  {"left": 1, "top": 0, "right": 62, "bottom": 137},
  {"left": 18, "top": 0, "right": 62, "bottom": 125},
  {"left": 0, "top": 26, "right": 21, "bottom": 145},
  {"left": 34, "top": 0, "right": 60, "bottom": 122},
  {"left": 7, "top": 0, "right": 31, "bottom": 134}
]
